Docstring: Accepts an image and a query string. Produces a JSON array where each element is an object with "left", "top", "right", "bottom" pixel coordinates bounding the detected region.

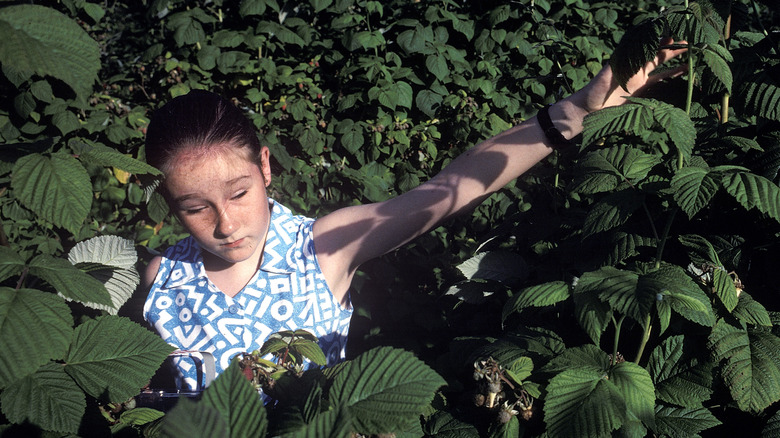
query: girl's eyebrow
[{"left": 172, "top": 175, "right": 251, "bottom": 203}]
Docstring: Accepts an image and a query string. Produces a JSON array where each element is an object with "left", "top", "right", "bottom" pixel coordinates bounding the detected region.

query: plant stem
[
  {"left": 612, "top": 314, "right": 626, "bottom": 366},
  {"left": 633, "top": 313, "right": 652, "bottom": 364},
  {"left": 654, "top": 208, "right": 678, "bottom": 269}
]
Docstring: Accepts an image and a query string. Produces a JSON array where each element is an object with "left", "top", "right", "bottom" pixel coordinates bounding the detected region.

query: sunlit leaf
[
  {"left": 331, "top": 346, "right": 446, "bottom": 435},
  {"left": 722, "top": 171, "right": 780, "bottom": 222},
  {"left": 544, "top": 367, "right": 626, "bottom": 438},
  {"left": 200, "top": 361, "right": 268, "bottom": 438},
  {"left": 502, "top": 281, "right": 569, "bottom": 321}
]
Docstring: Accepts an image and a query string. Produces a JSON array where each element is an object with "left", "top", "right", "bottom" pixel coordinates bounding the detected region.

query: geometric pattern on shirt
[{"left": 143, "top": 199, "right": 353, "bottom": 390}]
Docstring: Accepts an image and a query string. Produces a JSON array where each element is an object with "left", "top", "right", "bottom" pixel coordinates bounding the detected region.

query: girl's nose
[{"left": 214, "top": 208, "right": 237, "bottom": 237}]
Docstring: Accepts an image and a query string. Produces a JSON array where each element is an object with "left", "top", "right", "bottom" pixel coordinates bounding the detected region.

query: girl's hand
[{"left": 574, "top": 37, "right": 688, "bottom": 113}]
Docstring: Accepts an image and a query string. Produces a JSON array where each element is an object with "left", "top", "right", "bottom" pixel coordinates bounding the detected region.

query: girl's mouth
[{"left": 222, "top": 238, "right": 244, "bottom": 248}]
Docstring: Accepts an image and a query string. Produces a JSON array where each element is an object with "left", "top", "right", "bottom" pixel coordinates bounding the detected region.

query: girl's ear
[{"left": 260, "top": 146, "right": 272, "bottom": 187}]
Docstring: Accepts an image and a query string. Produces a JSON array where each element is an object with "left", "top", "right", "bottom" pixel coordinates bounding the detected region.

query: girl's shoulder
[{"left": 140, "top": 237, "right": 198, "bottom": 290}]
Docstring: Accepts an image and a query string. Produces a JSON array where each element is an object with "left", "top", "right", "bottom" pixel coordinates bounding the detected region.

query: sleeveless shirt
[{"left": 143, "top": 200, "right": 353, "bottom": 390}]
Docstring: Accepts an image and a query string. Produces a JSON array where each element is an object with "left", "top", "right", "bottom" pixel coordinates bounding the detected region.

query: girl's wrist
[{"left": 546, "top": 97, "right": 591, "bottom": 141}]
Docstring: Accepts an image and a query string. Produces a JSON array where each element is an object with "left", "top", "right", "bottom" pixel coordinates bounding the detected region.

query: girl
[{"left": 143, "top": 41, "right": 685, "bottom": 390}]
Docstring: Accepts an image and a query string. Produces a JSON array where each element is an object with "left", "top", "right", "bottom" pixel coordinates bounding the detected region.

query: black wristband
[{"left": 538, "top": 104, "right": 574, "bottom": 150}]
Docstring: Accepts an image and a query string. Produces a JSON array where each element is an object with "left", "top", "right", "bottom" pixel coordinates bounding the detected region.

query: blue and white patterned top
[{"left": 143, "top": 199, "right": 353, "bottom": 390}]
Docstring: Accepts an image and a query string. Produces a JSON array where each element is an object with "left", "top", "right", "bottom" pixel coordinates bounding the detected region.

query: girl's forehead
[{"left": 164, "top": 147, "right": 258, "bottom": 192}]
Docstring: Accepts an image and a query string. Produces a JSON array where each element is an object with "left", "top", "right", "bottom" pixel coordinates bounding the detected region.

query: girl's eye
[
  {"left": 231, "top": 190, "right": 248, "bottom": 200},
  {"left": 182, "top": 206, "right": 206, "bottom": 215}
]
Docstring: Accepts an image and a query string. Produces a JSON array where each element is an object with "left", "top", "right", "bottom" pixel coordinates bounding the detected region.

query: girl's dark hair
[{"left": 145, "top": 90, "right": 262, "bottom": 173}]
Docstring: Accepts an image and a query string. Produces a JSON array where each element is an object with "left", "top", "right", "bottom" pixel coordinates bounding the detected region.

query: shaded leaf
[
  {"left": 12, "top": 153, "right": 92, "bottom": 234},
  {"left": 654, "top": 403, "right": 721, "bottom": 437},
  {"left": 708, "top": 319, "right": 780, "bottom": 412},
  {"left": 161, "top": 398, "right": 228, "bottom": 438},
  {"left": 648, "top": 335, "right": 713, "bottom": 407},
  {"left": 0, "top": 5, "right": 99, "bottom": 98},
  {"left": 64, "top": 316, "right": 174, "bottom": 402},
  {"left": 672, "top": 167, "right": 721, "bottom": 219},
  {"left": 0, "top": 288, "right": 72, "bottom": 388},
  {"left": 29, "top": 255, "right": 112, "bottom": 306},
  {"left": 0, "top": 362, "right": 85, "bottom": 434}
]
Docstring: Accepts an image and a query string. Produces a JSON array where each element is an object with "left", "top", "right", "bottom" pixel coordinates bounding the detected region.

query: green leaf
[
  {"left": 654, "top": 403, "right": 721, "bottom": 437},
  {"left": 712, "top": 268, "right": 739, "bottom": 312},
  {"left": 331, "top": 346, "right": 446, "bottom": 435},
  {"left": 701, "top": 44, "right": 733, "bottom": 93},
  {"left": 502, "top": 281, "right": 569, "bottom": 321},
  {"left": 161, "top": 398, "right": 229, "bottom": 438},
  {"left": 541, "top": 345, "right": 610, "bottom": 376},
  {"left": 0, "top": 288, "right": 72, "bottom": 389},
  {"left": 650, "top": 99, "right": 696, "bottom": 161},
  {"left": 200, "top": 361, "right": 268, "bottom": 438},
  {"left": 582, "top": 99, "right": 653, "bottom": 148},
  {"left": 29, "top": 255, "right": 112, "bottom": 306},
  {"left": 11, "top": 152, "right": 92, "bottom": 234},
  {"left": 678, "top": 234, "right": 721, "bottom": 266},
  {"left": 737, "top": 69, "right": 780, "bottom": 121},
  {"left": 0, "top": 5, "right": 100, "bottom": 98},
  {"left": 577, "top": 266, "right": 648, "bottom": 323},
  {"left": 610, "top": 18, "right": 661, "bottom": 91},
  {"left": 283, "top": 405, "right": 354, "bottom": 438},
  {"left": 505, "top": 356, "right": 533, "bottom": 384},
  {"left": 645, "top": 264, "right": 715, "bottom": 327},
  {"left": 722, "top": 171, "right": 780, "bottom": 222},
  {"left": 52, "top": 111, "right": 81, "bottom": 135},
  {"left": 672, "top": 167, "right": 721, "bottom": 219},
  {"left": 0, "top": 362, "right": 85, "bottom": 434},
  {"left": 72, "top": 140, "right": 162, "bottom": 175},
  {"left": 68, "top": 235, "right": 140, "bottom": 314},
  {"left": 573, "top": 277, "right": 613, "bottom": 345},
  {"left": 582, "top": 189, "right": 644, "bottom": 238},
  {"left": 416, "top": 90, "right": 442, "bottom": 119},
  {"left": 732, "top": 292, "right": 772, "bottom": 327},
  {"left": 0, "top": 246, "right": 25, "bottom": 283},
  {"left": 290, "top": 338, "right": 327, "bottom": 366},
  {"left": 118, "top": 407, "right": 165, "bottom": 426},
  {"left": 426, "top": 53, "right": 449, "bottom": 81},
  {"left": 708, "top": 319, "right": 780, "bottom": 412},
  {"left": 422, "top": 411, "right": 480, "bottom": 437},
  {"left": 764, "top": 409, "right": 780, "bottom": 437},
  {"left": 457, "top": 251, "right": 527, "bottom": 282},
  {"left": 544, "top": 367, "right": 626, "bottom": 438},
  {"left": 604, "top": 232, "right": 657, "bottom": 267},
  {"left": 608, "top": 362, "right": 656, "bottom": 430},
  {"left": 64, "top": 316, "right": 175, "bottom": 402},
  {"left": 648, "top": 335, "right": 713, "bottom": 407}
]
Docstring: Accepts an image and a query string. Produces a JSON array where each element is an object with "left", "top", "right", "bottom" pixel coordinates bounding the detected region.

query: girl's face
[{"left": 163, "top": 145, "right": 273, "bottom": 270}]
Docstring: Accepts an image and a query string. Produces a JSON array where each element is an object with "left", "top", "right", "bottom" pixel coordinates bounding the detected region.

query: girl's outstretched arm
[{"left": 314, "top": 40, "right": 687, "bottom": 305}]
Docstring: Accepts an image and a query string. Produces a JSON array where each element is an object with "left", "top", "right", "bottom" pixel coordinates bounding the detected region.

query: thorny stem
[{"left": 682, "top": 0, "right": 694, "bottom": 170}]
